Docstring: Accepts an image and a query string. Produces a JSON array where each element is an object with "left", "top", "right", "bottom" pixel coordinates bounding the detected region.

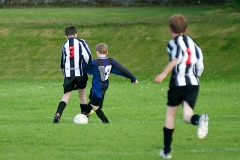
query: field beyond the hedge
[{"left": 0, "top": 7, "right": 240, "bottom": 160}]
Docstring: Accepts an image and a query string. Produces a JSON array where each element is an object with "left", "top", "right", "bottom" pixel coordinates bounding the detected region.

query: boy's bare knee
[{"left": 90, "top": 104, "right": 99, "bottom": 111}]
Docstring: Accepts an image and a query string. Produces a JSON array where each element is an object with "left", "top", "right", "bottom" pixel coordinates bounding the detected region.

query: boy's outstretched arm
[
  {"left": 155, "top": 59, "right": 178, "bottom": 83},
  {"left": 110, "top": 59, "right": 138, "bottom": 83}
]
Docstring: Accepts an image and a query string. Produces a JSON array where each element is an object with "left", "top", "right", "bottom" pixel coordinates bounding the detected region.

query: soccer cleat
[
  {"left": 53, "top": 115, "right": 60, "bottom": 124},
  {"left": 159, "top": 150, "right": 172, "bottom": 159},
  {"left": 197, "top": 113, "right": 209, "bottom": 139},
  {"left": 87, "top": 109, "right": 95, "bottom": 117}
]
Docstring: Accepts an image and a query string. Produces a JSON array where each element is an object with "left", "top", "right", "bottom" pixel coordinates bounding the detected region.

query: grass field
[
  {"left": 0, "top": 6, "right": 240, "bottom": 160},
  {"left": 1, "top": 79, "right": 240, "bottom": 159}
]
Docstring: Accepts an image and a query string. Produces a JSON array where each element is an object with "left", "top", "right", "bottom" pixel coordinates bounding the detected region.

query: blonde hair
[
  {"left": 96, "top": 43, "right": 108, "bottom": 55},
  {"left": 169, "top": 14, "right": 188, "bottom": 34}
]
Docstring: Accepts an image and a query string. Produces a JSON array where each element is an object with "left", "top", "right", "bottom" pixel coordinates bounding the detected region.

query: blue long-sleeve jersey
[{"left": 83, "top": 57, "right": 137, "bottom": 98}]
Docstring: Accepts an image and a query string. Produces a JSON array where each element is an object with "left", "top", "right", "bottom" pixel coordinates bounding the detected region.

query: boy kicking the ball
[
  {"left": 83, "top": 43, "right": 138, "bottom": 123},
  {"left": 53, "top": 26, "right": 92, "bottom": 124},
  {"left": 154, "top": 14, "right": 209, "bottom": 159}
]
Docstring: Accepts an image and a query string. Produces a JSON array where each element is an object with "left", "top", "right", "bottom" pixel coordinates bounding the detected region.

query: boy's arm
[
  {"left": 154, "top": 58, "right": 178, "bottom": 83},
  {"left": 60, "top": 46, "right": 66, "bottom": 76},
  {"left": 60, "top": 46, "right": 65, "bottom": 69},
  {"left": 195, "top": 45, "right": 204, "bottom": 77},
  {"left": 111, "top": 59, "right": 138, "bottom": 83},
  {"left": 83, "top": 63, "right": 95, "bottom": 74},
  {"left": 79, "top": 39, "right": 92, "bottom": 64}
]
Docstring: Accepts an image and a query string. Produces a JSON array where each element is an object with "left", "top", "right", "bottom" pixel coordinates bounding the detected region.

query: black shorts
[
  {"left": 63, "top": 74, "right": 88, "bottom": 93},
  {"left": 89, "top": 95, "right": 104, "bottom": 109},
  {"left": 167, "top": 85, "right": 199, "bottom": 109}
]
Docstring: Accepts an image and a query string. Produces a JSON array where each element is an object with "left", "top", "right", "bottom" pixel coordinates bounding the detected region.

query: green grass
[
  {"left": 0, "top": 6, "right": 240, "bottom": 160},
  {"left": 0, "top": 79, "right": 240, "bottom": 159}
]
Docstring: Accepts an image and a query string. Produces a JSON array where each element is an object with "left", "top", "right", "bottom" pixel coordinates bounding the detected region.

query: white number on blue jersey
[{"left": 98, "top": 65, "right": 112, "bottom": 81}]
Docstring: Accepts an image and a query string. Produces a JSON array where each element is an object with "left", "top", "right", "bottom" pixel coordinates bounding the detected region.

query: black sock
[
  {"left": 86, "top": 103, "right": 93, "bottom": 115},
  {"left": 95, "top": 108, "right": 109, "bottom": 123},
  {"left": 80, "top": 103, "right": 88, "bottom": 114},
  {"left": 56, "top": 101, "right": 66, "bottom": 117},
  {"left": 191, "top": 114, "right": 200, "bottom": 125},
  {"left": 163, "top": 127, "right": 174, "bottom": 154}
]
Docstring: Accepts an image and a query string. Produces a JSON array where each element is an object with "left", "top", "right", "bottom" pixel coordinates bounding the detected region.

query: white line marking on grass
[{"left": 191, "top": 148, "right": 240, "bottom": 152}]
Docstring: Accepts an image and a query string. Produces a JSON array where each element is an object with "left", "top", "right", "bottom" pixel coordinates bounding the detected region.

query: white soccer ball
[{"left": 74, "top": 114, "right": 88, "bottom": 124}]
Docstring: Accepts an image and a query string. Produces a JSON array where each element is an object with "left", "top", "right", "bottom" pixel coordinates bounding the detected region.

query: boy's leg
[
  {"left": 53, "top": 92, "right": 71, "bottom": 124},
  {"left": 182, "top": 101, "right": 197, "bottom": 124},
  {"left": 162, "top": 106, "right": 178, "bottom": 155},
  {"left": 162, "top": 127, "right": 174, "bottom": 156},
  {"left": 76, "top": 75, "right": 88, "bottom": 114},
  {"left": 182, "top": 101, "right": 209, "bottom": 139},
  {"left": 78, "top": 88, "right": 87, "bottom": 114},
  {"left": 55, "top": 101, "right": 66, "bottom": 116},
  {"left": 95, "top": 108, "right": 109, "bottom": 123},
  {"left": 53, "top": 101, "right": 66, "bottom": 124},
  {"left": 90, "top": 104, "right": 109, "bottom": 123},
  {"left": 80, "top": 103, "right": 88, "bottom": 115},
  {"left": 85, "top": 102, "right": 92, "bottom": 114},
  {"left": 182, "top": 85, "right": 209, "bottom": 139},
  {"left": 61, "top": 92, "right": 71, "bottom": 103},
  {"left": 78, "top": 88, "right": 87, "bottom": 104}
]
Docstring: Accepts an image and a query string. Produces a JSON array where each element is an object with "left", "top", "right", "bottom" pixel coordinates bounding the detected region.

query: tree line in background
[{"left": 0, "top": 0, "right": 239, "bottom": 8}]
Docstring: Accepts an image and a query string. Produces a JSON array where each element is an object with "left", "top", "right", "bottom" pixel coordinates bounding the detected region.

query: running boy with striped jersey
[
  {"left": 83, "top": 43, "right": 138, "bottom": 123},
  {"left": 53, "top": 26, "right": 92, "bottom": 124},
  {"left": 154, "top": 14, "right": 209, "bottom": 159}
]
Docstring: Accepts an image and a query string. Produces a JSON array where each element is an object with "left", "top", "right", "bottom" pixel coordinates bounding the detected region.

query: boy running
[{"left": 154, "top": 14, "right": 209, "bottom": 159}]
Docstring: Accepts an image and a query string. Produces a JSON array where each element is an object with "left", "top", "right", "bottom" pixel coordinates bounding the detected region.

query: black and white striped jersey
[
  {"left": 60, "top": 37, "right": 92, "bottom": 77},
  {"left": 167, "top": 35, "right": 204, "bottom": 87}
]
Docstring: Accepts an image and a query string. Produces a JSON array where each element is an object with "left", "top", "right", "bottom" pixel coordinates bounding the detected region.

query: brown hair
[
  {"left": 65, "top": 26, "right": 77, "bottom": 36},
  {"left": 96, "top": 43, "right": 108, "bottom": 55},
  {"left": 169, "top": 14, "right": 188, "bottom": 34}
]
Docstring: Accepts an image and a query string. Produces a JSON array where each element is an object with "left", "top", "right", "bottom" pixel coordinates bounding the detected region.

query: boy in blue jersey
[
  {"left": 53, "top": 26, "right": 92, "bottom": 124},
  {"left": 154, "top": 14, "right": 209, "bottom": 159},
  {"left": 83, "top": 43, "right": 138, "bottom": 123}
]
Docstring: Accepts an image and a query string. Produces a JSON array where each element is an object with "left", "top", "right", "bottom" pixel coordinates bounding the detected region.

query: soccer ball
[{"left": 74, "top": 114, "right": 88, "bottom": 124}]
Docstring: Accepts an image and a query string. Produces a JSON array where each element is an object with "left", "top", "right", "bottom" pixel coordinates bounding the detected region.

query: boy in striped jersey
[
  {"left": 53, "top": 26, "right": 92, "bottom": 124},
  {"left": 83, "top": 43, "right": 138, "bottom": 123},
  {"left": 154, "top": 14, "right": 209, "bottom": 159}
]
